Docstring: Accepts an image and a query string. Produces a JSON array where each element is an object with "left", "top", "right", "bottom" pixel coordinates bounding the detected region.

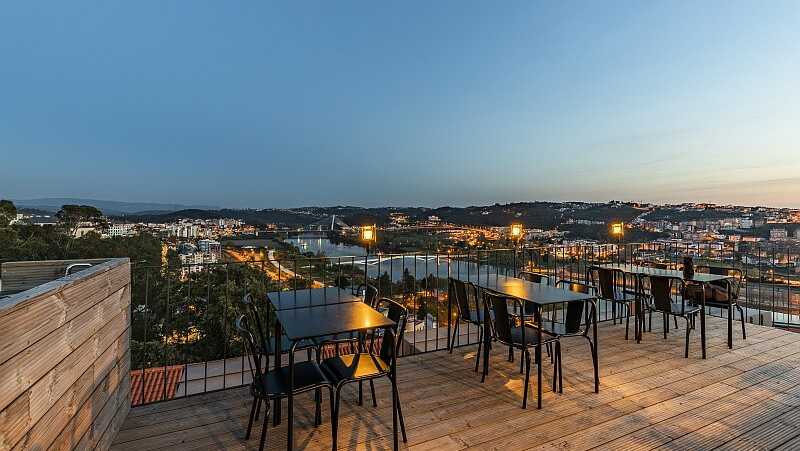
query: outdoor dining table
[
  {"left": 454, "top": 273, "right": 599, "bottom": 408},
  {"left": 266, "top": 292, "right": 396, "bottom": 450},
  {"left": 266, "top": 287, "right": 361, "bottom": 311},
  {"left": 596, "top": 263, "right": 735, "bottom": 359}
]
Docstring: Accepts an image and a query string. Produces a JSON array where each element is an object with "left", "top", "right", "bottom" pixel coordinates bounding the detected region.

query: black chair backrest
[
  {"left": 240, "top": 293, "right": 270, "bottom": 353},
  {"left": 236, "top": 314, "right": 267, "bottom": 385},
  {"left": 648, "top": 275, "right": 684, "bottom": 314},
  {"left": 520, "top": 272, "right": 551, "bottom": 313},
  {"left": 555, "top": 280, "right": 591, "bottom": 334},
  {"left": 357, "top": 283, "right": 379, "bottom": 307},
  {"left": 519, "top": 271, "right": 549, "bottom": 285},
  {"left": 697, "top": 266, "right": 741, "bottom": 298},
  {"left": 449, "top": 278, "right": 478, "bottom": 323},
  {"left": 374, "top": 297, "right": 408, "bottom": 363},
  {"left": 592, "top": 267, "right": 619, "bottom": 300},
  {"left": 483, "top": 290, "right": 523, "bottom": 346}
]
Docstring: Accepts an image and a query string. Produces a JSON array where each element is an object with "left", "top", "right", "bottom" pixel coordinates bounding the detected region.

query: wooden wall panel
[
  {"left": 0, "top": 258, "right": 109, "bottom": 294},
  {"left": 0, "top": 258, "right": 130, "bottom": 451}
]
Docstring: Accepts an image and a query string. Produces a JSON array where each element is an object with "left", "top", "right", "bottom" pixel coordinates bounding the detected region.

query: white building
[
  {"left": 770, "top": 228, "right": 788, "bottom": 241},
  {"left": 108, "top": 222, "right": 135, "bottom": 237},
  {"left": 197, "top": 239, "right": 221, "bottom": 258}
]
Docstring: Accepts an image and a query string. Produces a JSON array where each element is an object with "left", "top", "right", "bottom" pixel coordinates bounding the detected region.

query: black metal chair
[
  {"left": 321, "top": 297, "right": 408, "bottom": 451},
  {"left": 518, "top": 271, "right": 550, "bottom": 284},
  {"left": 448, "top": 278, "right": 488, "bottom": 372},
  {"left": 481, "top": 290, "right": 559, "bottom": 408},
  {"left": 236, "top": 315, "right": 335, "bottom": 451},
  {"left": 313, "top": 284, "right": 380, "bottom": 354},
  {"left": 690, "top": 266, "right": 746, "bottom": 348},
  {"left": 529, "top": 280, "right": 599, "bottom": 394},
  {"left": 239, "top": 293, "right": 317, "bottom": 363},
  {"left": 309, "top": 284, "right": 380, "bottom": 406},
  {"left": 518, "top": 270, "right": 553, "bottom": 319},
  {"left": 643, "top": 275, "right": 700, "bottom": 358},
  {"left": 588, "top": 266, "right": 637, "bottom": 339}
]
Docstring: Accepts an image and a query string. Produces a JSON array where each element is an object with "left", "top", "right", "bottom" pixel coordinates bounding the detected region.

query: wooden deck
[{"left": 111, "top": 316, "right": 800, "bottom": 450}]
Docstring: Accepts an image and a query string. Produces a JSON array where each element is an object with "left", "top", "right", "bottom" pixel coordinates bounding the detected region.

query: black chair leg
[
  {"left": 258, "top": 398, "right": 270, "bottom": 451},
  {"left": 332, "top": 385, "right": 343, "bottom": 451},
  {"left": 449, "top": 321, "right": 459, "bottom": 353},
  {"left": 663, "top": 313, "right": 668, "bottom": 339},
  {"left": 370, "top": 380, "right": 378, "bottom": 407},
  {"left": 589, "top": 338, "right": 599, "bottom": 393},
  {"left": 552, "top": 344, "right": 558, "bottom": 393},
  {"left": 522, "top": 350, "right": 531, "bottom": 409},
  {"left": 392, "top": 377, "right": 407, "bottom": 442},
  {"left": 475, "top": 327, "right": 483, "bottom": 372},
  {"left": 673, "top": 315, "right": 679, "bottom": 330},
  {"left": 557, "top": 341, "right": 563, "bottom": 393},
  {"left": 254, "top": 397, "right": 261, "bottom": 421},
  {"left": 737, "top": 305, "right": 746, "bottom": 339},
  {"left": 625, "top": 306, "right": 630, "bottom": 340},
  {"left": 481, "top": 339, "right": 491, "bottom": 383},
  {"left": 684, "top": 317, "right": 692, "bottom": 358},
  {"left": 245, "top": 398, "right": 258, "bottom": 440},
  {"left": 328, "top": 386, "right": 337, "bottom": 451}
]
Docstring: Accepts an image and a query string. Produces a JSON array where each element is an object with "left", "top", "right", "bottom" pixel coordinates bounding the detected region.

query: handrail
[{"left": 65, "top": 263, "right": 94, "bottom": 276}]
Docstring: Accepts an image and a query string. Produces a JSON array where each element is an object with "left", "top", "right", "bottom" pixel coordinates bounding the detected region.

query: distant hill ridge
[
  {"left": 13, "top": 198, "right": 218, "bottom": 216},
  {"left": 116, "top": 201, "right": 645, "bottom": 229}
]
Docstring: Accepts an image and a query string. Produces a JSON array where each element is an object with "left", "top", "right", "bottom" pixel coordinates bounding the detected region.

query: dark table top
[
  {"left": 596, "top": 263, "right": 732, "bottom": 283},
  {"left": 274, "top": 302, "right": 396, "bottom": 341},
  {"left": 266, "top": 287, "right": 361, "bottom": 311},
  {"left": 456, "top": 274, "right": 595, "bottom": 305}
]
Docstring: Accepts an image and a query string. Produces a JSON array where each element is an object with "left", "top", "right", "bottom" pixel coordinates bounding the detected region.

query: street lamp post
[
  {"left": 611, "top": 222, "right": 624, "bottom": 263},
  {"left": 360, "top": 225, "right": 376, "bottom": 287},
  {"left": 510, "top": 223, "right": 523, "bottom": 276}
]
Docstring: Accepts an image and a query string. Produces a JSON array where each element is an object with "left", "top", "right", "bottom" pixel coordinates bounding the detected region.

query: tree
[
  {"left": 0, "top": 200, "right": 16, "bottom": 227},
  {"left": 57, "top": 204, "right": 107, "bottom": 251}
]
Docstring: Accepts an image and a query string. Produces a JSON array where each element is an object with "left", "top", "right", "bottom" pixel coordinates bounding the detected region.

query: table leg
[
  {"left": 537, "top": 306, "right": 542, "bottom": 409},
  {"left": 701, "top": 283, "right": 707, "bottom": 359},
  {"left": 728, "top": 302, "right": 733, "bottom": 349},
  {"left": 482, "top": 310, "right": 490, "bottom": 383},
  {"left": 273, "top": 320, "right": 282, "bottom": 425}
]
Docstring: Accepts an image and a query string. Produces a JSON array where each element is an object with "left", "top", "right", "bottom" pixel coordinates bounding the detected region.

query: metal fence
[{"left": 129, "top": 242, "right": 800, "bottom": 406}]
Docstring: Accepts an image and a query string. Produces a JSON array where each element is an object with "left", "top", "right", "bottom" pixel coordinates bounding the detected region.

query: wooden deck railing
[{"left": 0, "top": 258, "right": 131, "bottom": 451}]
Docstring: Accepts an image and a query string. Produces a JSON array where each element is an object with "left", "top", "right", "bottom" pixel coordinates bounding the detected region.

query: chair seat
[
  {"left": 526, "top": 321, "right": 581, "bottom": 337},
  {"left": 459, "top": 309, "right": 487, "bottom": 326},
  {"left": 508, "top": 326, "right": 558, "bottom": 347},
  {"left": 321, "top": 353, "right": 390, "bottom": 382},
  {"left": 256, "top": 361, "right": 331, "bottom": 399},
  {"left": 703, "top": 299, "right": 738, "bottom": 309},
  {"left": 651, "top": 301, "right": 700, "bottom": 316},
  {"left": 600, "top": 293, "right": 636, "bottom": 304},
  {"left": 312, "top": 332, "right": 358, "bottom": 346},
  {"left": 264, "top": 336, "right": 317, "bottom": 354}
]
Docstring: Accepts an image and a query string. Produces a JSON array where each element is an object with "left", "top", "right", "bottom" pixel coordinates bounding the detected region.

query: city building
[
  {"left": 108, "top": 222, "right": 135, "bottom": 237},
  {"left": 770, "top": 228, "right": 789, "bottom": 241}
]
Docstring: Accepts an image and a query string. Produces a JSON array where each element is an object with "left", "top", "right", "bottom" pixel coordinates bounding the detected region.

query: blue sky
[{"left": 1, "top": 1, "right": 798, "bottom": 208}]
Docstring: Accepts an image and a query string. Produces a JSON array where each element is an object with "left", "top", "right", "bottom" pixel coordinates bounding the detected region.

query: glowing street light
[
  {"left": 510, "top": 223, "right": 524, "bottom": 277},
  {"left": 611, "top": 222, "right": 624, "bottom": 245},
  {"left": 361, "top": 225, "right": 376, "bottom": 253},
  {"left": 510, "top": 223, "right": 524, "bottom": 240}
]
